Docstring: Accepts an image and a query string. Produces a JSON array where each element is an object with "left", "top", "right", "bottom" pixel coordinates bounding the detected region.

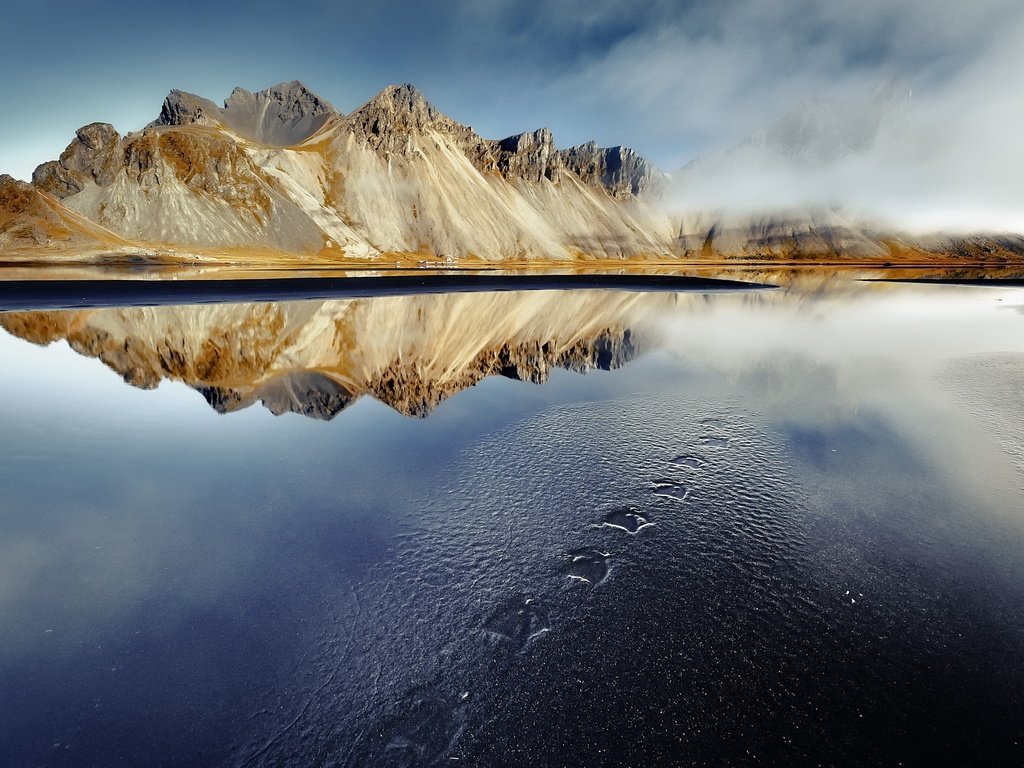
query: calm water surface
[{"left": 2, "top": 279, "right": 1024, "bottom": 766}]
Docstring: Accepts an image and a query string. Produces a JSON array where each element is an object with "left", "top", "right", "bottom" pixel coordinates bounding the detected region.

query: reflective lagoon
[{"left": 2, "top": 276, "right": 1024, "bottom": 766}]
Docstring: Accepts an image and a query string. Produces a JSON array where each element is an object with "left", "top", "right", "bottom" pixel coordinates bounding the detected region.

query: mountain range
[{"left": 2, "top": 81, "right": 1022, "bottom": 264}]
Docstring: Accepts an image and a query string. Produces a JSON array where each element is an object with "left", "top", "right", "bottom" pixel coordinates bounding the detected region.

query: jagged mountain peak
[
  {"left": 224, "top": 80, "right": 338, "bottom": 119},
  {"left": 497, "top": 127, "right": 555, "bottom": 151},
  {"left": 32, "top": 122, "right": 123, "bottom": 200},
  {"left": 561, "top": 142, "right": 659, "bottom": 200},
  {"left": 363, "top": 84, "right": 433, "bottom": 112},
  {"left": 145, "top": 80, "right": 659, "bottom": 198},
  {"left": 349, "top": 83, "right": 455, "bottom": 135},
  {"left": 153, "top": 82, "right": 338, "bottom": 146},
  {"left": 73, "top": 122, "right": 121, "bottom": 150},
  {"left": 346, "top": 83, "right": 479, "bottom": 156},
  {"left": 155, "top": 89, "right": 221, "bottom": 129}
]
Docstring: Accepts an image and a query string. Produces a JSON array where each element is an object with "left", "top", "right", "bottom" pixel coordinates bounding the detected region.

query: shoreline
[{"left": 0, "top": 272, "right": 777, "bottom": 312}]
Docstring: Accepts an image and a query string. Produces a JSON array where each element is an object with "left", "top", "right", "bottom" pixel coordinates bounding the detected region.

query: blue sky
[{"left": 3, "top": 0, "right": 1022, "bottom": 202}]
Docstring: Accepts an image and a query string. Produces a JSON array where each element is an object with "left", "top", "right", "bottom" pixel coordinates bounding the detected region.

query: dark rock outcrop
[
  {"left": 348, "top": 84, "right": 481, "bottom": 156},
  {"left": 494, "top": 129, "right": 559, "bottom": 183},
  {"left": 154, "top": 81, "right": 339, "bottom": 146},
  {"left": 32, "top": 123, "right": 123, "bottom": 199},
  {"left": 154, "top": 90, "right": 222, "bottom": 129},
  {"left": 224, "top": 81, "right": 336, "bottom": 122},
  {"left": 202, "top": 371, "right": 354, "bottom": 421},
  {"left": 559, "top": 142, "right": 658, "bottom": 200}
]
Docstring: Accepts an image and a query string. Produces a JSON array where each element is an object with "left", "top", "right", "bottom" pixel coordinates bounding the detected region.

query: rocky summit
[
  {"left": 155, "top": 80, "right": 339, "bottom": 146},
  {"left": 2, "top": 80, "right": 1023, "bottom": 264}
]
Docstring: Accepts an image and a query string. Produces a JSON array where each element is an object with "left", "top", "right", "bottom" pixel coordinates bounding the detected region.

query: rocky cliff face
[
  {"left": 560, "top": 142, "right": 660, "bottom": 200},
  {"left": 0, "top": 291, "right": 662, "bottom": 419},
  {"left": 32, "top": 123, "right": 124, "bottom": 200},
  {"left": 348, "top": 84, "right": 470, "bottom": 154},
  {"left": 153, "top": 90, "right": 223, "bottom": 132},
  {"left": 225, "top": 81, "right": 336, "bottom": 123},
  {"left": 492, "top": 129, "right": 559, "bottom": 183}
]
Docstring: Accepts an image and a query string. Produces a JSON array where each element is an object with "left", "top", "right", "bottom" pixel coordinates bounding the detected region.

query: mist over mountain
[{"left": 669, "top": 73, "right": 1024, "bottom": 239}]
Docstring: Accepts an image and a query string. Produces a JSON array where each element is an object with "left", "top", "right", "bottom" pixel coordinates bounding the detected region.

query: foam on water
[
  {"left": 652, "top": 479, "right": 690, "bottom": 501},
  {"left": 701, "top": 435, "right": 731, "bottom": 449},
  {"left": 481, "top": 596, "right": 551, "bottom": 652},
  {"left": 671, "top": 455, "right": 706, "bottom": 469},
  {"left": 563, "top": 548, "right": 612, "bottom": 586},
  {"left": 601, "top": 506, "right": 654, "bottom": 534}
]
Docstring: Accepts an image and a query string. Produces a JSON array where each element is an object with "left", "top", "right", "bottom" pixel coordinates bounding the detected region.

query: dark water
[{"left": 2, "top": 282, "right": 1024, "bottom": 766}]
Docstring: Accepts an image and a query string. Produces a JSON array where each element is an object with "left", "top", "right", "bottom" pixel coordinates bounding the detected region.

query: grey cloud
[{"left": 541, "top": 0, "right": 1022, "bottom": 154}]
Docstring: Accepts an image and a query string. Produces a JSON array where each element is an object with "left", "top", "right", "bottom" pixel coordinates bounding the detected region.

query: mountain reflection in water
[
  {"left": 0, "top": 291, "right": 677, "bottom": 418},
  {"left": 3, "top": 280, "right": 1024, "bottom": 767}
]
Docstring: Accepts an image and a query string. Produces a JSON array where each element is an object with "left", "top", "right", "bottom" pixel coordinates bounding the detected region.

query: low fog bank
[{"left": 653, "top": 6, "right": 1024, "bottom": 234}]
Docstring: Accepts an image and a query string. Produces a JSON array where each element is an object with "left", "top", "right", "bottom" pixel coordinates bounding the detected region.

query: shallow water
[{"left": 2, "top": 280, "right": 1024, "bottom": 766}]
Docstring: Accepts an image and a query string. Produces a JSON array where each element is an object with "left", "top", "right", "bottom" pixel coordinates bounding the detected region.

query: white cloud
[{"left": 528, "top": 0, "right": 1024, "bottom": 231}]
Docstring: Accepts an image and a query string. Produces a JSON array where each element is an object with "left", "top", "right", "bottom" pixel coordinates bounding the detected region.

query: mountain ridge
[
  {"left": 4, "top": 80, "right": 1024, "bottom": 264},
  {"left": 14, "top": 81, "right": 671, "bottom": 262}
]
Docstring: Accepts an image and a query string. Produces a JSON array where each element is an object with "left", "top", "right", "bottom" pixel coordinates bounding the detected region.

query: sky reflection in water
[{"left": 1, "top": 283, "right": 1024, "bottom": 766}]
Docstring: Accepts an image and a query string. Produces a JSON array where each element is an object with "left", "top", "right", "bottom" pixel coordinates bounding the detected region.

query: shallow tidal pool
[{"left": 2, "top": 278, "right": 1024, "bottom": 766}]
